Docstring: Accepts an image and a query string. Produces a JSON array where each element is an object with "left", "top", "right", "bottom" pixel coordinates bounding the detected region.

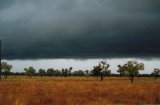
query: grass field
[{"left": 0, "top": 76, "right": 160, "bottom": 105}]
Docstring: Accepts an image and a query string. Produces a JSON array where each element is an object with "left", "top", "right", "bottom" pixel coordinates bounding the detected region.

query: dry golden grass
[{"left": 0, "top": 76, "right": 160, "bottom": 105}]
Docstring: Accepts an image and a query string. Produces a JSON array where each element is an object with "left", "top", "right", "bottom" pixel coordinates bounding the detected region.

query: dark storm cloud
[{"left": 0, "top": 0, "right": 160, "bottom": 59}]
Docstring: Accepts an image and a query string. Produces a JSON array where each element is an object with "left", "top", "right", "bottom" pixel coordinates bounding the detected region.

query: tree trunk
[
  {"left": 100, "top": 75, "right": 104, "bottom": 81},
  {"left": 29, "top": 75, "right": 32, "bottom": 78},
  {"left": 131, "top": 76, "right": 134, "bottom": 83},
  {"left": 5, "top": 74, "right": 7, "bottom": 79},
  {"left": 119, "top": 71, "right": 122, "bottom": 77},
  {"left": 100, "top": 72, "right": 104, "bottom": 81}
]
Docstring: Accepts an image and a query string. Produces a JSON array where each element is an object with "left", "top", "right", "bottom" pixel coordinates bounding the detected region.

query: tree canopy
[
  {"left": 1, "top": 62, "right": 12, "bottom": 79},
  {"left": 120, "top": 61, "right": 144, "bottom": 82}
]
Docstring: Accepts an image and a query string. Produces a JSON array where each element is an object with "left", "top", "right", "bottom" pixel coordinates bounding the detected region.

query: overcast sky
[{"left": 0, "top": 0, "right": 160, "bottom": 59}]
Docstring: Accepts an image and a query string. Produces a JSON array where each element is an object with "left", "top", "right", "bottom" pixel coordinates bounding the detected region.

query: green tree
[
  {"left": 61, "top": 68, "right": 71, "bottom": 77},
  {"left": 117, "top": 65, "right": 127, "bottom": 77},
  {"left": 85, "top": 70, "right": 90, "bottom": 77},
  {"left": 68, "top": 67, "right": 73, "bottom": 76},
  {"left": 122, "top": 61, "right": 144, "bottom": 83},
  {"left": 92, "top": 66, "right": 101, "bottom": 79},
  {"left": 151, "top": 68, "right": 160, "bottom": 79},
  {"left": 54, "top": 70, "right": 61, "bottom": 76},
  {"left": 46, "top": 68, "right": 55, "bottom": 76},
  {"left": 61, "top": 68, "right": 65, "bottom": 77},
  {"left": 24, "top": 66, "right": 36, "bottom": 78},
  {"left": 1, "top": 62, "right": 12, "bottom": 79},
  {"left": 72, "top": 70, "right": 84, "bottom": 76},
  {"left": 99, "top": 61, "right": 110, "bottom": 81},
  {"left": 92, "top": 61, "right": 110, "bottom": 81},
  {"left": 38, "top": 69, "right": 46, "bottom": 77},
  {"left": 64, "top": 69, "right": 68, "bottom": 77}
]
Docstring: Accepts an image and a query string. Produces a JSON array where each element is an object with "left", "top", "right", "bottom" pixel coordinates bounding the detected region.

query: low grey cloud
[{"left": 0, "top": 0, "right": 160, "bottom": 59}]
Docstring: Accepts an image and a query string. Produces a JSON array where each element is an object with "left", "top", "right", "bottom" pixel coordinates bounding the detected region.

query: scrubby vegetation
[
  {"left": 0, "top": 60, "right": 160, "bottom": 105},
  {"left": 0, "top": 77, "right": 160, "bottom": 105}
]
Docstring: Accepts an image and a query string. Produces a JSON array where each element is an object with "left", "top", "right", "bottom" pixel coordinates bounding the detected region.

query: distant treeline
[
  {"left": 1, "top": 60, "right": 160, "bottom": 82},
  {"left": 2, "top": 71, "right": 160, "bottom": 78}
]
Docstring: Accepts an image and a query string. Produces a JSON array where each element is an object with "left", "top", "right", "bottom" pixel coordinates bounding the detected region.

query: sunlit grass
[{"left": 0, "top": 76, "right": 160, "bottom": 105}]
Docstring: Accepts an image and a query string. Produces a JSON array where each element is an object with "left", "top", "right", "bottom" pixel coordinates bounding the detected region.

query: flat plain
[{"left": 0, "top": 76, "right": 160, "bottom": 105}]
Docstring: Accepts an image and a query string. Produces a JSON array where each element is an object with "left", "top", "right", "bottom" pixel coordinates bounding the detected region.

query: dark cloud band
[{"left": 0, "top": 0, "right": 160, "bottom": 59}]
